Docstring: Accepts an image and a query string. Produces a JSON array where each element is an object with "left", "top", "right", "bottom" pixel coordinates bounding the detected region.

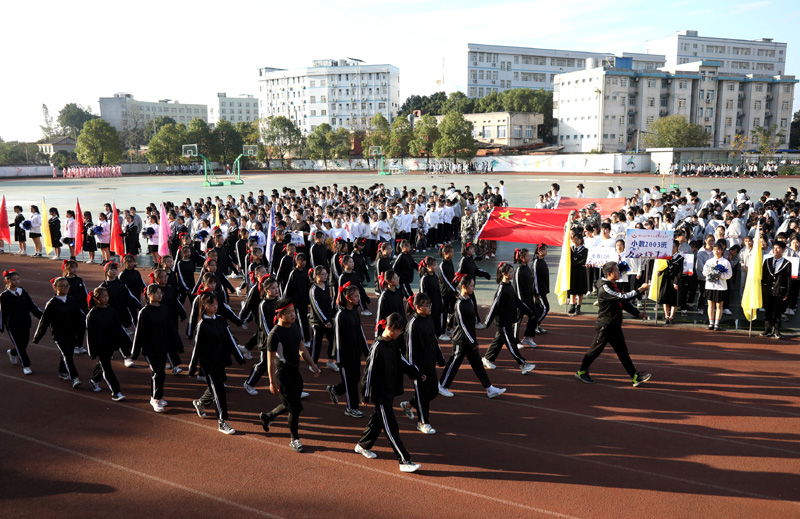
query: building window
[
  {"left": 482, "top": 126, "right": 492, "bottom": 138},
  {"left": 620, "top": 78, "right": 627, "bottom": 87},
  {"left": 310, "top": 110, "right": 316, "bottom": 116},
  {"left": 679, "top": 80, "right": 688, "bottom": 89},
  {"left": 647, "top": 79, "right": 656, "bottom": 88},
  {"left": 725, "top": 117, "right": 732, "bottom": 127},
  {"left": 755, "top": 83, "right": 764, "bottom": 92},
  {"left": 647, "top": 98, "right": 655, "bottom": 107},
  {"left": 783, "top": 101, "right": 790, "bottom": 110},
  {"left": 497, "top": 126, "right": 506, "bottom": 138},
  {"left": 754, "top": 100, "right": 762, "bottom": 109},
  {"left": 512, "top": 126, "right": 522, "bottom": 138},
  {"left": 525, "top": 126, "right": 533, "bottom": 138},
  {"left": 678, "top": 98, "right": 686, "bottom": 108},
  {"left": 753, "top": 118, "right": 760, "bottom": 127},
  {"left": 784, "top": 85, "right": 792, "bottom": 93},
  {"left": 310, "top": 96, "right": 316, "bottom": 103},
  {"left": 726, "top": 100, "right": 733, "bottom": 109},
  {"left": 780, "top": 118, "right": 788, "bottom": 128}
]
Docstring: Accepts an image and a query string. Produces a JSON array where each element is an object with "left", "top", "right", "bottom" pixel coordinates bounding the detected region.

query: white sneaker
[
  {"left": 400, "top": 401, "right": 415, "bottom": 420},
  {"left": 487, "top": 386, "right": 506, "bottom": 399},
  {"left": 111, "top": 392, "right": 125, "bottom": 401},
  {"left": 172, "top": 366, "right": 183, "bottom": 375},
  {"left": 417, "top": 422, "right": 436, "bottom": 435},
  {"left": 6, "top": 349, "right": 17, "bottom": 365},
  {"left": 361, "top": 310, "right": 372, "bottom": 316},
  {"left": 158, "top": 399, "right": 168, "bottom": 407},
  {"left": 22, "top": 366, "right": 32, "bottom": 375},
  {"left": 723, "top": 309, "right": 733, "bottom": 315},
  {"left": 89, "top": 379, "right": 102, "bottom": 392},
  {"left": 123, "top": 357, "right": 135, "bottom": 368},
  {"left": 475, "top": 322, "right": 485, "bottom": 329},
  {"left": 399, "top": 461, "right": 422, "bottom": 473},
  {"left": 521, "top": 362, "right": 536, "bottom": 375},
  {"left": 73, "top": 346, "right": 82, "bottom": 354},
  {"left": 79, "top": 346, "right": 87, "bottom": 354},
  {"left": 326, "top": 360, "right": 340, "bottom": 372},
  {"left": 355, "top": 444, "right": 377, "bottom": 459},
  {"left": 243, "top": 381, "right": 258, "bottom": 395},
  {"left": 521, "top": 337, "right": 538, "bottom": 348},
  {"left": 300, "top": 391, "right": 310, "bottom": 399},
  {"left": 72, "top": 378, "right": 81, "bottom": 389},
  {"left": 218, "top": 420, "right": 236, "bottom": 435},
  {"left": 482, "top": 358, "right": 496, "bottom": 370},
  {"left": 437, "top": 334, "right": 451, "bottom": 341},
  {"left": 438, "top": 384, "right": 454, "bottom": 397},
  {"left": 150, "top": 398, "right": 165, "bottom": 413}
]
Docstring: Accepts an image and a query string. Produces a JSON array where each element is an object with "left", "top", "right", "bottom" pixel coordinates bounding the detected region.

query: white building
[
  {"left": 433, "top": 112, "right": 544, "bottom": 148},
  {"left": 466, "top": 43, "right": 665, "bottom": 98},
  {"left": 98, "top": 93, "right": 207, "bottom": 132},
  {"left": 554, "top": 60, "right": 797, "bottom": 153},
  {"left": 208, "top": 93, "right": 259, "bottom": 126},
  {"left": 646, "top": 30, "right": 788, "bottom": 76},
  {"left": 258, "top": 59, "right": 400, "bottom": 134}
]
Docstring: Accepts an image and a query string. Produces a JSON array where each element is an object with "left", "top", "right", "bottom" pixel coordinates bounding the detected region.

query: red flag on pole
[
  {"left": 75, "top": 199, "right": 84, "bottom": 256},
  {"left": 110, "top": 201, "right": 125, "bottom": 255},
  {"left": 476, "top": 207, "right": 573, "bottom": 246},
  {"left": 0, "top": 196, "right": 10, "bottom": 246},
  {"left": 554, "top": 197, "right": 625, "bottom": 216}
]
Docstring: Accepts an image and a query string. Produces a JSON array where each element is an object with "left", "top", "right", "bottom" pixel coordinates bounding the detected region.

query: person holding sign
[
  {"left": 761, "top": 241, "right": 790, "bottom": 339},
  {"left": 574, "top": 261, "right": 651, "bottom": 387},
  {"left": 657, "top": 241, "right": 684, "bottom": 325},
  {"left": 701, "top": 242, "right": 732, "bottom": 331}
]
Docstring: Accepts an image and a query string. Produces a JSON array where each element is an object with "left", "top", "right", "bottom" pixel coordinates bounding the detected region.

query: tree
[
  {"left": 143, "top": 116, "right": 177, "bottom": 142},
  {"left": 433, "top": 112, "right": 477, "bottom": 163},
  {"left": 57, "top": 103, "right": 98, "bottom": 139},
  {"left": 329, "top": 128, "right": 351, "bottom": 159},
  {"left": 791, "top": 110, "right": 800, "bottom": 150},
  {"left": 751, "top": 124, "right": 785, "bottom": 157},
  {"left": 476, "top": 91, "right": 504, "bottom": 113},
  {"left": 212, "top": 119, "right": 243, "bottom": 166},
  {"left": 386, "top": 116, "right": 413, "bottom": 159},
  {"left": 186, "top": 118, "right": 213, "bottom": 157},
  {"left": 307, "top": 123, "right": 333, "bottom": 168},
  {"left": 51, "top": 149, "right": 76, "bottom": 169},
  {"left": 147, "top": 123, "right": 187, "bottom": 166},
  {"left": 642, "top": 115, "right": 710, "bottom": 148},
  {"left": 75, "top": 119, "right": 123, "bottom": 165},
  {"left": 0, "top": 138, "right": 45, "bottom": 165},
  {"left": 442, "top": 92, "right": 476, "bottom": 115},
  {"left": 728, "top": 133, "right": 750, "bottom": 165},
  {"left": 409, "top": 114, "right": 439, "bottom": 164},
  {"left": 260, "top": 116, "right": 301, "bottom": 168},
  {"left": 40, "top": 104, "right": 58, "bottom": 140}
]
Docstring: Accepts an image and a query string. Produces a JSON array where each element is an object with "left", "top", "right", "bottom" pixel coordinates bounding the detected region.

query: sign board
[
  {"left": 788, "top": 256, "right": 799, "bottom": 280},
  {"left": 625, "top": 229, "right": 674, "bottom": 259},
  {"left": 586, "top": 247, "right": 617, "bottom": 268},
  {"left": 289, "top": 231, "right": 305, "bottom": 247},
  {"left": 682, "top": 253, "right": 694, "bottom": 276}
]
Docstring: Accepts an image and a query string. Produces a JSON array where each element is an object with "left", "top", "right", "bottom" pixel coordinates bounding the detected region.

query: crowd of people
[
  {"left": 2, "top": 176, "right": 794, "bottom": 472},
  {"left": 667, "top": 161, "right": 783, "bottom": 178}
]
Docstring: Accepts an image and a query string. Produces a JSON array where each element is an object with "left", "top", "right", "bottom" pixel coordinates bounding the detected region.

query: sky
[{"left": 2, "top": 0, "right": 799, "bottom": 143}]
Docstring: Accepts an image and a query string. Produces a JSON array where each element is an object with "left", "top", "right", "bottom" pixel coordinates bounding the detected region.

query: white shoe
[
  {"left": 111, "top": 392, "right": 125, "bottom": 401},
  {"left": 158, "top": 399, "right": 168, "bottom": 407},
  {"left": 438, "top": 384, "right": 454, "bottom": 397},
  {"left": 437, "top": 334, "right": 451, "bottom": 341},
  {"left": 475, "top": 322, "right": 485, "bottom": 329},
  {"left": 300, "top": 391, "right": 309, "bottom": 399},
  {"left": 6, "top": 349, "right": 17, "bottom": 365},
  {"left": 123, "top": 357, "right": 135, "bottom": 368},
  {"left": 487, "top": 386, "right": 506, "bottom": 399},
  {"left": 73, "top": 346, "right": 81, "bottom": 354},
  {"left": 521, "top": 362, "right": 536, "bottom": 375},
  {"left": 417, "top": 422, "right": 436, "bottom": 435},
  {"left": 243, "top": 381, "right": 258, "bottom": 395},
  {"left": 172, "top": 366, "right": 183, "bottom": 375},
  {"left": 482, "top": 358, "right": 496, "bottom": 370},
  {"left": 22, "top": 366, "right": 32, "bottom": 375},
  {"left": 150, "top": 398, "right": 165, "bottom": 413},
  {"left": 326, "top": 360, "right": 340, "bottom": 372},
  {"left": 361, "top": 310, "right": 372, "bottom": 316},
  {"left": 400, "top": 401, "right": 415, "bottom": 420},
  {"left": 723, "top": 309, "right": 733, "bottom": 315},
  {"left": 355, "top": 444, "right": 377, "bottom": 459},
  {"left": 399, "top": 461, "right": 422, "bottom": 473},
  {"left": 521, "top": 337, "right": 537, "bottom": 348},
  {"left": 72, "top": 378, "right": 81, "bottom": 389},
  {"left": 89, "top": 379, "right": 102, "bottom": 392}
]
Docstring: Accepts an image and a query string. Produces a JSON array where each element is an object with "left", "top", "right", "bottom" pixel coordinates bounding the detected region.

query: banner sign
[
  {"left": 586, "top": 247, "right": 617, "bottom": 268},
  {"left": 788, "top": 256, "right": 799, "bottom": 280},
  {"left": 625, "top": 229, "right": 674, "bottom": 259},
  {"left": 289, "top": 232, "right": 305, "bottom": 247},
  {"left": 682, "top": 253, "right": 694, "bottom": 276}
]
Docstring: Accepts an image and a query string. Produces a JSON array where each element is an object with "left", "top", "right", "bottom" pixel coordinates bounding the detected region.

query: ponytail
[
  {"left": 439, "top": 243, "right": 453, "bottom": 258},
  {"left": 513, "top": 248, "right": 529, "bottom": 264}
]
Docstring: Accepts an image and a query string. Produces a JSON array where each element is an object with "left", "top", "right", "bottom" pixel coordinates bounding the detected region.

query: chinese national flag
[
  {"left": 0, "top": 196, "right": 10, "bottom": 245},
  {"left": 477, "top": 207, "right": 572, "bottom": 246},
  {"left": 110, "top": 201, "right": 125, "bottom": 255},
  {"left": 75, "top": 199, "right": 84, "bottom": 256},
  {"left": 555, "top": 197, "right": 626, "bottom": 216}
]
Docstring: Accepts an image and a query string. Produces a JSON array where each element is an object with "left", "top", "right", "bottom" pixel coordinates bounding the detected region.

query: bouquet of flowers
[
  {"left": 21, "top": 220, "right": 32, "bottom": 230},
  {"left": 707, "top": 263, "right": 728, "bottom": 283},
  {"left": 144, "top": 227, "right": 156, "bottom": 237},
  {"left": 92, "top": 225, "right": 103, "bottom": 235},
  {"left": 198, "top": 229, "right": 209, "bottom": 240},
  {"left": 618, "top": 261, "right": 630, "bottom": 274}
]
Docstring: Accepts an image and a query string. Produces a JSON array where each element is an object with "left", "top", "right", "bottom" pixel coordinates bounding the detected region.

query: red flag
[
  {"left": 75, "top": 199, "right": 84, "bottom": 256},
  {"left": 0, "top": 196, "right": 10, "bottom": 245},
  {"left": 477, "top": 207, "right": 573, "bottom": 246},
  {"left": 110, "top": 201, "right": 125, "bottom": 255},
  {"left": 555, "top": 197, "right": 625, "bottom": 217}
]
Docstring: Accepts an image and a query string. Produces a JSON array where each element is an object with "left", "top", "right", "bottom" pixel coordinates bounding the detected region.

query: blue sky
[{"left": 2, "top": 0, "right": 798, "bottom": 142}]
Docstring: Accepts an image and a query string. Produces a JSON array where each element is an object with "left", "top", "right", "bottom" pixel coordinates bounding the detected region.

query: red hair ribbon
[
  {"left": 249, "top": 271, "right": 256, "bottom": 285},
  {"left": 338, "top": 281, "right": 351, "bottom": 293},
  {"left": 338, "top": 256, "right": 344, "bottom": 266},
  {"left": 375, "top": 318, "right": 387, "bottom": 333},
  {"left": 148, "top": 272, "right": 156, "bottom": 283},
  {"left": 334, "top": 237, "right": 342, "bottom": 243},
  {"left": 514, "top": 248, "right": 520, "bottom": 261},
  {"left": 103, "top": 262, "right": 118, "bottom": 273},
  {"left": 259, "top": 274, "right": 272, "bottom": 285},
  {"left": 308, "top": 268, "right": 314, "bottom": 277},
  {"left": 50, "top": 277, "right": 58, "bottom": 284},
  {"left": 396, "top": 239, "right": 402, "bottom": 242},
  {"left": 179, "top": 232, "right": 188, "bottom": 240},
  {"left": 407, "top": 295, "right": 415, "bottom": 307},
  {"left": 466, "top": 242, "right": 473, "bottom": 248},
  {"left": 499, "top": 262, "right": 506, "bottom": 268},
  {"left": 419, "top": 259, "right": 426, "bottom": 269},
  {"left": 62, "top": 259, "right": 68, "bottom": 269},
  {"left": 378, "top": 273, "right": 385, "bottom": 287},
  {"left": 453, "top": 272, "right": 466, "bottom": 284},
  {"left": 282, "top": 244, "right": 288, "bottom": 252},
  {"left": 87, "top": 293, "right": 94, "bottom": 307},
  {"left": 197, "top": 285, "right": 212, "bottom": 295},
  {"left": 2, "top": 269, "right": 16, "bottom": 277},
  {"left": 203, "top": 258, "right": 215, "bottom": 267}
]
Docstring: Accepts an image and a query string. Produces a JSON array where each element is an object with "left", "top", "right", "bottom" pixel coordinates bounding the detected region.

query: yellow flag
[
  {"left": 648, "top": 259, "right": 668, "bottom": 302},
  {"left": 41, "top": 198, "right": 53, "bottom": 255},
  {"left": 214, "top": 204, "right": 221, "bottom": 228},
  {"left": 741, "top": 224, "right": 763, "bottom": 321},
  {"left": 555, "top": 225, "right": 571, "bottom": 305}
]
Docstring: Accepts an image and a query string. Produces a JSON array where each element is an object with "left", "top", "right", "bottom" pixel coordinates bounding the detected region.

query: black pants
[
  {"left": 264, "top": 365, "right": 303, "bottom": 439},
  {"left": 514, "top": 302, "right": 539, "bottom": 340},
  {"left": 91, "top": 355, "right": 120, "bottom": 394},
  {"left": 431, "top": 307, "right": 445, "bottom": 337},
  {"left": 536, "top": 295, "right": 550, "bottom": 326},
  {"left": 199, "top": 365, "right": 228, "bottom": 421},
  {"left": 7, "top": 327, "right": 31, "bottom": 368},
  {"left": 245, "top": 350, "right": 269, "bottom": 387},
  {"left": 484, "top": 323, "right": 526, "bottom": 366},
  {"left": 470, "top": 293, "right": 482, "bottom": 322},
  {"left": 763, "top": 294, "right": 787, "bottom": 335},
  {"left": 334, "top": 362, "right": 361, "bottom": 410},
  {"left": 359, "top": 402, "right": 412, "bottom": 463},
  {"left": 295, "top": 308, "right": 310, "bottom": 343},
  {"left": 679, "top": 275, "right": 697, "bottom": 310},
  {"left": 579, "top": 323, "right": 637, "bottom": 377},
  {"left": 310, "top": 324, "right": 334, "bottom": 363},
  {"left": 440, "top": 340, "right": 491, "bottom": 389},
  {"left": 55, "top": 339, "right": 78, "bottom": 380},
  {"left": 399, "top": 281, "right": 413, "bottom": 299},
  {"left": 410, "top": 367, "right": 438, "bottom": 424},
  {"left": 144, "top": 353, "right": 166, "bottom": 400}
]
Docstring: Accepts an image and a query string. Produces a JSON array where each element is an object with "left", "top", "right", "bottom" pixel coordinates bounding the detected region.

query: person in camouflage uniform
[
  {"left": 475, "top": 201, "right": 496, "bottom": 259},
  {"left": 460, "top": 206, "right": 477, "bottom": 245},
  {"left": 584, "top": 203, "right": 601, "bottom": 228}
]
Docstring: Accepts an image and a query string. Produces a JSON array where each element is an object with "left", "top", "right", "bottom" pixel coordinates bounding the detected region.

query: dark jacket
[
  {"left": 532, "top": 257, "right": 550, "bottom": 296},
  {"left": 362, "top": 336, "right": 422, "bottom": 404},
  {"left": 101, "top": 278, "right": 142, "bottom": 327},
  {"left": 485, "top": 282, "right": 532, "bottom": 327},
  {"left": 393, "top": 252, "right": 416, "bottom": 285},
  {"left": 334, "top": 305, "right": 369, "bottom": 364},
  {"left": 86, "top": 306, "right": 131, "bottom": 359},
  {"left": 452, "top": 295, "right": 478, "bottom": 347},
  {"left": 762, "top": 257, "right": 791, "bottom": 297},
  {"left": 131, "top": 304, "right": 172, "bottom": 359},
  {"left": 189, "top": 315, "right": 245, "bottom": 376},
  {"left": 33, "top": 295, "right": 85, "bottom": 345},
  {"left": 0, "top": 288, "right": 43, "bottom": 332},
  {"left": 457, "top": 255, "right": 490, "bottom": 280},
  {"left": 406, "top": 312, "right": 445, "bottom": 370},
  {"left": 438, "top": 259, "right": 458, "bottom": 299},
  {"left": 309, "top": 285, "right": 333, "bottom": 327},
  {"left": 595, "top": 278, "right": 641, "bottom": 327}
]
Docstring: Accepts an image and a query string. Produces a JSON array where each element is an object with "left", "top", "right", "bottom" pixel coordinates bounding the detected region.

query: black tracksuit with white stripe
[
  {"left": 33, "top": 295, "right": 86, "bottom": 380},
  {"left": 65, "top": 275, "right": 90, "bottom": 314},
  {"left": 513, "top": 264, "right": 539, "bottom": 340},
  {"left": 332, "top": 305, "right": 369, "bottom": 410},
  {"left": 285, "top": 267, "right": 311, "bottom": 341},
  {"left": 406, "top": 312, "right": 445, "bottom": 424},
  {"left": 1, "top": 288, "right": 43, "bottom": 368},
  {"left": 358, "top": 335, "right": 422, "bottom": 463},
  {"left": 532, "top": 257, "right": 550, "bottom": 326},
  {"left": 484, "top": 282, "right": 531, "bottom": 366},
  {"left": 191, "top": 315, "right": 245, "bottom": 422},
  {"left": 437, "top": 259, "right": 458, "bottom": 322},
  {"left": 393, "top": 252, "right": 416, "bottom": 298},
  {"left": 244, "top": 298, "right": 276, "bottom": 387},
  {"left": 101, "top": 278, "right": 142, "bottom": 329},
  {"left": 86, "top": 306, "right": 130, "bottom": 394},
  {"left": 176, "top": 259, "right": 196, "bottom": 303},
  {"left": 309, "top": 284, "right": 334, "bottom": 363},
  {"left": 420, "top": 272, "right": 444, "bottom": 336},
  {"left": 375, "top": 287, "right": 406, "bottom": 338},
  {"left": 457, "top": 255, "right": 490, "bottom": 321},
  {"left": 441, "top": 295, "right": 491, "bottom": 389},
  {"left": 132, "top": 304, "right": 172, "bottom": 400}
]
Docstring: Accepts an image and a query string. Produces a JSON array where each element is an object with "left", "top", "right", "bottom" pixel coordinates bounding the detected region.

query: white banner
[
  {"left": 682, "top": 253, "right": 694, "bottom": 276},
  {"left": 788, "top": 256, "right": 799, "bottom": 280},
  {"left": 625, "top": 229, "right": 674, "bottom": 259},
  {"left": 289, "top": 232, "right": 305, "bottom": 247},
  {"left": 586, "top": 247, "right": 617, "bottom": 268}
]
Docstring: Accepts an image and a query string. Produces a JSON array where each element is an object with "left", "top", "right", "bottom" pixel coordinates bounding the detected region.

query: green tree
[
  {"left": 433, "top": 112, "right": 476, "bottom": 163},
  {"left": 307, "top": 123, "right": 334, "bottom": 168},
  {"left": 186, "top": 118, "right": 213, "bottom": 157},
  {"left": 143, "top": 116, "right": 177, "bottom": 142},
  {"left": 442, "top": 92, "right": 476, "bottom": 115},
  {"left": 751, "top": 124, "right": 785, "bottom": 157},
  {"left": 40, "top": 104, "right": 57, "bottom": 140},
  {"left": 476, "top": 91, "right": 503, "bottom": 113},
  {"left": 212, "top": 119, "right": 244, "bottom": 166},
  {"left": 0, "top": 139, "right": 44, "bottom": 165},
  {"left": 362, "top": 113, "right": 391, "bottom": 167},
  {"left": 260, "top": 116, "right": 301, "bottom": 168},
  {"left": 386, "top": 116, "right": 413, "bottom": 158},
  {"left": 75, "top": 119, "right": 122, "bottom": 165},
  {"left": 329, "top": 128, "right": 351, "bottom": 159},
  {"left": 728, "top": 133, "right": 750, "bottom": 165},
  {"left": 409, "top": 114, "right": 440, "bottom": 164},
  {"left": 57, "top": 103, "right": 98, "bottom": 139},
  {"left": 642, "top": 115, "right": 710, "bottom": 148},
  {"left": 791, "top": 110, "right": 800, "bottom": 150},
  {"left": 147, "top": 123, "right": 187, "bottom": 166}
]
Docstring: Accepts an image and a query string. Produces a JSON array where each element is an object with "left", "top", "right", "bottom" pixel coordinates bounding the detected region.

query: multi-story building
[
  {"left": 646, "top": 30, "right": 788, "bottom": 76},
  {"left": 433, "top": 112, "right": 544, "bottom": 148},
  {"left": 554, "top": 60, "right": 796, "bottom": 153},
  {"left": 466, "top": 43, "right": 665, "bottom": 98},
  {"left": 98, "top": 93, "right": 207, "bottom": 132},
  {"left": 257, "top": 59, "right": 400, "bottom": 134},
  {"left": 208, "top": 93, "right": 259, "bottom": 126}
]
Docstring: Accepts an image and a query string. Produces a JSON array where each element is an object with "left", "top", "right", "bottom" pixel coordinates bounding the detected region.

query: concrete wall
[{"left": 0, "top": 162, "right": 221, "bottom": 178}]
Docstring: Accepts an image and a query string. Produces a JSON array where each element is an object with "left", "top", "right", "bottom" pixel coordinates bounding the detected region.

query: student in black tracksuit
[
  {"left": 152, "top": 269, "right": 187, "bottom": 373},
  {"left": 62, "top": 260, "right": 89, "bottom": 316},
  {"left": 400, "top": 292, "right": 445, "bottom": 435},
  {"left": 277, "top": 245, "right": 297, "bottom": 295},
  {"left": 238, "top": 265, "right": 269, "bottom": 356},
  {"left": 284, "top": 253, "right": 311, "bottom": 343},
  {"left": 86, "top": 287, "right": 129, "bottom": 401},
  {"left": 100, "top": 262, "right": 139, "bottom": 366},
  {"left": 532, "top": 244, "right": 551, "bottom": 334},
  {"left": 338, "top": 255, "right": 371, "bottom": 315},
  {"left": 356, "top": 312, "right": 424, "bottom": 473},
  {"left": 191, "top": 258, "right": 235, "bottom": 305},
  {"left": 186, "top": 273, "right": 242, "bottom": 338},
  {"left": 352, "top": 238, "right": 371, "bottom": 287},
  {"left": 375, "top": 269, "right": 406, "bottom": 339},
  {"left": 310, "top": 231, "right": 331, "bottom": 271},
  {"left": 176, "top": 246, "right": 198, "bottom": 304},
  {"left": 1, "top": 269, "right": 43, "bottom": 374},
  {"left": 327, "top": 284, "right": 369, "bottom": 418},
  {"left": 512, "top": 248, "right": 539, "bottom": 347},
  {"left": 374, "top": 242, "right": 393, "bottom": 295},
  {"left": 437, "top": 244, "right": 458, "bottom": 332},
  {"left": 119, "top": 255, "right": 146, "bottom": 305},
  {"left": 258, "top": 297, "right": 320, "bottom": 452},
  {"left": 393, "top": 240, "right": 416, "bottom": 298},
  {"left": 440, "top": 275, "right": 506, "bottom": 399},
  {"left": 457, "top": 242, "right": 491, "bottom": 326},
  {"left": 575, "top": 261, "right": 652, "bottom": 387},
  {"left": 243, "top": 276, "right": 279, "bottom": 394},
  {"left": 132, "top": 285, "right": 175, "bottom": 412},
  {"left": 419, "top": 257, "right": 446, "bottom": 339},
  {"left": 309, "top": 266, "right": 336, "bottom": 367},
  {"left": 482, "top": 262, "right": 536, "bottom": 375},
  {"left": 33, "top": 277, "right": 86, "bottom": 387},
  {"left": 329, "top": 238, "right": 348, "bottom": 295},
  {"left": 190, "top": 292, "right": 246, "bottom": 435}
]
